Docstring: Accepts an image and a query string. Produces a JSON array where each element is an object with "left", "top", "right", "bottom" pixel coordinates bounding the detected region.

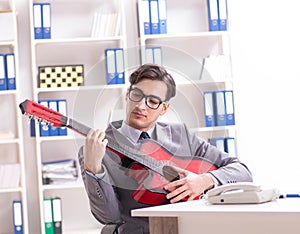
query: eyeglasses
[{"left": 128, "top": 87, "right": 166, "bottom": 110}]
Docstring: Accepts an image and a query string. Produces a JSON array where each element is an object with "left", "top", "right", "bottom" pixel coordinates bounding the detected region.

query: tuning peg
[{"left": 26, "top": 114, "right": 33, "bottom": 125}]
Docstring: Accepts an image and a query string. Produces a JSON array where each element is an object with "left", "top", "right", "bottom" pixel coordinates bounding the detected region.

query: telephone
[{"left": 204, "top": 182, "right": 279, "bottom": 204}]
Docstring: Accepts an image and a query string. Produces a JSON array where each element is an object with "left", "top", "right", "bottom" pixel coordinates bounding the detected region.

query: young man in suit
[{"left": 78, "top": 64, "right": 252, "bottom": 233}]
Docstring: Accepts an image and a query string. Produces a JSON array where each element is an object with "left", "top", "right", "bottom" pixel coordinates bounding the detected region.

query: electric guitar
[{"left": 19, "top": 99, "right": 217, "bottom": 205}]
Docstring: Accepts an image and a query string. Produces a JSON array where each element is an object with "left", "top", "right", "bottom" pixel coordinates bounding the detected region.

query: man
[{"left": 78, "top": 64, "right": 252, "bottom": 233}]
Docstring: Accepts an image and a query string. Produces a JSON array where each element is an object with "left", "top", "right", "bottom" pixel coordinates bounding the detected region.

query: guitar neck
[
  {"left": 66, "top": 117, "right": 164, "bottom": 176},
  {"left": 19, "top": 99, "right": 166, "bottom": 178},
  {"left": 67, "top": 118, "right": 91, "bottom": 137}
]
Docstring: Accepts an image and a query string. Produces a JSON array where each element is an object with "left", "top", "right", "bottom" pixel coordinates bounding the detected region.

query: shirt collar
[{"left": 119, "top": 121, "right": 154, "bottom": 143}]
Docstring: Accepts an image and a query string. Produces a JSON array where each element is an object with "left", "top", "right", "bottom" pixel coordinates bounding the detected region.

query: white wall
[
  {"left": 229, "top": 0, "right": 300, "bottom": 192},
  {"left": 14, "top": 0, "right": 300, "bottom": 233}
]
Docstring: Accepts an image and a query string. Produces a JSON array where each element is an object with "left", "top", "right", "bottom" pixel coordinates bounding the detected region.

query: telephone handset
[{"left": 204, "top": 182, "right": 279, "bottom": 204}]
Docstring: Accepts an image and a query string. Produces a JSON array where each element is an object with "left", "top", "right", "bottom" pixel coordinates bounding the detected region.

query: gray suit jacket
[{"left": 78, "top": 121, "right": 252, "bottom": 233}]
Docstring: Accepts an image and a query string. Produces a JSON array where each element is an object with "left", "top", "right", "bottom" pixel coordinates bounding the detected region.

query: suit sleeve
[
  {"left": 77, "top": 146, "right": 123, "bottom": 224},
  {"left": 186, "top": 126, "right": 253, "bottom": 185}
]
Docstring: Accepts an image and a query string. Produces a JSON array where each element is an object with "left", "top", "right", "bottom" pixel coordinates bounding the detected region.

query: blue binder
[
  {"left": 218, "top": 0, "right": 228, "bottom": 31},
  {"left": 105, "top": 48, "right": 117, "bottom": 84},
  {"left": 150, "top": 0, "right": 159, "bottom": 34},
  {"left": 203, "top": 91, "right": 215, "bottom": 127},
  {"left": 224, "top": 90, "right": 235, "bottom": 125},
  {"left": 13, "top": 200, "right": 23, "bottom": 234},
  {"left": 158, "top": 0, "right": 167, "bottom": 34},
  {"left": 42, "top": 3, "right": 51, "bottom": 39},
  {"left": 141, "top": 0, "right": 151, "bottom": 34},
  {"left": 115, "top": 48, "right": 125, "bottom": 84},
  {"left": 30, "top": 119, "right": 36, "bottom": 137},
  {"left": 214, "top": 91, "right": 226, "bottom": 126},
  {"left": 48, "top": 100, "right": 59, "bottom": 136},
  {"left": 57, "top": 99, "right": 68, "bottom": 136},
  {"left": 207, "top": 0, "right": 219, "bottom": 31},
  {"left": 33, "top": 3, "right": 43, "bottom": 39},
  {"left": 225, "top": 137, "right": 236, "bottom": 156},
  {"left": 0, "top": 54, "right": 6, "bottom": 90},
  {"left": 5, "top": 53, "right": 16, "bottom": 90},
  {"left": 38, "top": 100, "right": 50, "bottom": 137},
  {"left": 145, "top": 46, "right": 162, "bottom": 65}
]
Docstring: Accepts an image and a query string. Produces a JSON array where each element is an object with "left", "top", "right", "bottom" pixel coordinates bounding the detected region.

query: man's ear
[{"left": 160, "top": 102, "right": 170, "bottom": 116}]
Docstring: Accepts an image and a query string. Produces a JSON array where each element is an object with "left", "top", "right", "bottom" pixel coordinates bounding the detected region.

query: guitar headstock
[{"left": 19, "top": 99, "right": 68, "bottom": 127}]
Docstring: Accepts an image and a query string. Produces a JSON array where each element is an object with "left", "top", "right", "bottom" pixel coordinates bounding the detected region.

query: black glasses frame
[{"left": 128, "top": 87, "right": 166, "bottom": 110}]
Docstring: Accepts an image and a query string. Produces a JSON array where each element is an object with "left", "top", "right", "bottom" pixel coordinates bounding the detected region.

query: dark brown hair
[{"left": 129, "top": 64, "right": 176, "bottom": 101}]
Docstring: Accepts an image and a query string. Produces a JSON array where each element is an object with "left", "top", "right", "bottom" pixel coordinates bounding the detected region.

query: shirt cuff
[{"left": 85, "top": 168, "right": 106, "bottom": 180}]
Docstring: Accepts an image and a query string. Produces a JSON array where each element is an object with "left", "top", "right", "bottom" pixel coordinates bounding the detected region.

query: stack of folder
[
  {"left": 145, "top": 46, "right": 162, "bottom": 65},
  {"left": 207, "top": 0, "right": 228, "bottom": 31},
  {"left": 203, "top": 90, "right": 235, "bottom": 127},
  {"left": 33, "top": 3, "right": 51, "bottom": 39},
  {"left": 42, "top": 159, "right": 78, "bottom": 185},
  {"left": 0, "top": 53, "right": 16, "bottom": 90},
  {"left": 140, "top": 0, "right": 167, "bottom": 35},
  {"left": 90, "top": 12, "right": 121, "bottom": 37},
  {"left": 43, "top": 197, "right": 62, "bottom": 234},
  {"left": 105, "top": 48, "right": 125, "bottom": 85}
]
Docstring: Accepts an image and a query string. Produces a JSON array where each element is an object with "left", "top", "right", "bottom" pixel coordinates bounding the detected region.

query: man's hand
[
  {"left": 84, "top": 129, "right": 108, "bottom": 175},
  {"left": 164, "top": 166, "right": 215, "bottom": 203}
]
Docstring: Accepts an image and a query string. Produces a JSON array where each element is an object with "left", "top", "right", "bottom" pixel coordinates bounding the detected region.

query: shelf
[
  {"left": 0, "top": 138, "right": 19, "bottom": 144},
  {"left": 141, "top": 33, "right": 227, "bottom": 58},
  {"left": 42, "top": 182, "right": 84, "bottom": 191},
  {"left": 29, "top": 0, "right": 127, "bottom": 233},
  {"left": 141, "top": 30, "right": 228, "bottom": 41},
  {"left": 0, "top": 187, "right": 22, "bottom": 194},
  {"left": 0, "top": 1, "right": 29, "bottom": 233},
  {"left": 173, "top": 76, "right": 234, "bottom": 86},
  {"left": 37, "top": 135, "right": 75, "bottom": 142},
  {"left": 36, "top": 83, "right": 127, "bottom": 94},
  {"left": 0, "top": 40, "right": 16, "bottom": 46},
  {"left": 31, "top": 0, "right": 124, "bottom": 40},
  {"left": 33, "top": 36, "right": 124, "bottom": 46},
  {"left": 0, "top": 89, "right": 17, "bottom": 95},
  {"left": 194, "top": 125, "right": 236, "bottom": 133}
]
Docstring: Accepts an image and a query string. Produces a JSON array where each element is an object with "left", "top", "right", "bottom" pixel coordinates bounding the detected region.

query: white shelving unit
[
  {"left": 0, "top": 0, "right": 29, "bottom": 233},
  {"left": 28, "top": 0, "right": 128, "bottom": 233},
  {"left": 137, "top": 0, "right": 236, "bottom": 143}
]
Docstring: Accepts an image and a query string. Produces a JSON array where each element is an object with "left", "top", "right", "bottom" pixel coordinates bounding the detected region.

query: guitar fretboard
[{"left": 67, "top": 117, "right": 165, "bottom": 176}]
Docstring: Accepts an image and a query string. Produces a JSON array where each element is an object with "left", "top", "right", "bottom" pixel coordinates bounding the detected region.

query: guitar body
[{"left": 126, "top": 140, "right": 217, "bottom": 205}]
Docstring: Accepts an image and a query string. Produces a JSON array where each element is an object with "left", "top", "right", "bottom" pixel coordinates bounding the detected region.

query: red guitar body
[{"left": 123, "top": 140, "right": 217, "bottom": 205}]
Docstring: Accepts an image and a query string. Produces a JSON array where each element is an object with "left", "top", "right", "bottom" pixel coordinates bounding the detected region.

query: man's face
[{"left": 125, "top": 79, "right": 170, "bottom": 131}]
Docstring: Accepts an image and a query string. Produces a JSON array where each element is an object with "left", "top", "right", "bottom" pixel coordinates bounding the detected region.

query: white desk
[{"left": 131, "top": 199, "right": 300, "bottom": 234}]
